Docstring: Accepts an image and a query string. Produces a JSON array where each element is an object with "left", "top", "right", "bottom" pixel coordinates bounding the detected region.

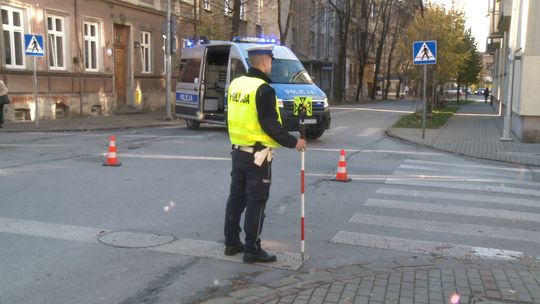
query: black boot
[
  {"left": 243, "top": 249, "right": 277, "bottom": 263},
  {"left": 224, "top": 242, "right": 244, "bottom": 256}
]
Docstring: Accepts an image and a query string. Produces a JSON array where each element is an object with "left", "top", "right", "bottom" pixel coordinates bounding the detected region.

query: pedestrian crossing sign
[
  {"left": 25, "top": 34, "right": 45, "bottom": 57},
  {"left": 413, "top": 40, "right": 436, "bottom": 65}
]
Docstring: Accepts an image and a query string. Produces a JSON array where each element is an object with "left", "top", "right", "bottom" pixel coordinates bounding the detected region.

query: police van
[{"left": 175, "top": 37, "right": 331, "bottom": 139}]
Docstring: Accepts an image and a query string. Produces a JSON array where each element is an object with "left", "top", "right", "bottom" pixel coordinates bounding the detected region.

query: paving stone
[{"left": 307, "top": 296, "right": 324, "bottom": 304}]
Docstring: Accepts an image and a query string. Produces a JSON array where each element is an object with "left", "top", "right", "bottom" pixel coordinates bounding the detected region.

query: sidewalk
[
  {"left": 387, "top": 101, "right": 540, "bottom": 167},
  {"left": 201, "top": 258, "right": 540, "bottom": 304},
  {"left": 0, "top": 111, "right": 180, "bottom": 132}
]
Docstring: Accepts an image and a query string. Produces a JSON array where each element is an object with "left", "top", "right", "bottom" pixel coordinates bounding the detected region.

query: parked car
[{"left": 476, "top": 88, "right": 486, "bottom": 95}]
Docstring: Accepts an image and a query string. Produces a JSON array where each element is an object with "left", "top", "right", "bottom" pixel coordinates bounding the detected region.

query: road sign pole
[
  {"left": 165, "top": 0, "right": 172, "bottom": 120},
  {"left": 422, "top": 65, "right": 426, "bottom": 139},
  {"left": 33, "top": 57, "right": 39, "bottom": 128}
]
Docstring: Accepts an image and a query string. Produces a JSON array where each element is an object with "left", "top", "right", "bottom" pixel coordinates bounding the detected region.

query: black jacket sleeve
[{"left": 256, "top": 84, "right": 297, "bottom": 149}]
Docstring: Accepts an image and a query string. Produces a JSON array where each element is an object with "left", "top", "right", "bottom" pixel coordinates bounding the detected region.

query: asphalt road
[{"left": 1, "top": 100, "right": 539, "bottom": 304}]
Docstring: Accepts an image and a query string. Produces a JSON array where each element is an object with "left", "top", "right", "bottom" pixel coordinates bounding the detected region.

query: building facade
[
  {"left": 0, "top": 0, "right": 202, "bottom": 121},
  {"left": 281, "top": 0, "right": 334, "bottom": 99},
  {"left": 488, "top": 0, "right": 540, "bottom": 142},
  {"left": 0, "top": 0, "right": 280, "bottom": 122}
]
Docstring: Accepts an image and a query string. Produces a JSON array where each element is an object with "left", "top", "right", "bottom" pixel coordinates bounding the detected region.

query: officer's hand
[{"left": 295, "top": 138, "right": 307, "bottom": 151}]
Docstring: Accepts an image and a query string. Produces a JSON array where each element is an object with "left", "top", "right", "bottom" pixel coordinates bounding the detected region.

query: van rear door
[{"left": 175, "top": 48, "right": 206, "bottom": 122}]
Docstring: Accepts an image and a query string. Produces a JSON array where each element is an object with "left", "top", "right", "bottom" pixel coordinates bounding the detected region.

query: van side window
[
  {"left": 178, "top": 58, "right": 202, "bottom": 83},
  {"left": 229, "top": 58, "right": 246, "bottom": 82}
]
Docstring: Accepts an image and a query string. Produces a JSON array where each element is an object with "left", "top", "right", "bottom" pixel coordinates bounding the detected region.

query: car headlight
[
  {"left": 323, "top": 98, "right": 329, "bottom": 108},
  {"left": 277, "top": 98, "right": 284, "bottom": 108}
]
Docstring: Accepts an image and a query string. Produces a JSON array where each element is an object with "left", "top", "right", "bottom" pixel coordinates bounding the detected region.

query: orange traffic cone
[
  {"left": 103, "top": 135, "right": 121, "bottom": 166},
  {"left": 333, "top": 149, "right": 351, "bottom": 182}
]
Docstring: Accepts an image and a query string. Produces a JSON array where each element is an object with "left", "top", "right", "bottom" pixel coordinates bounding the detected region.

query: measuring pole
[
  {"left": 299, "top": 107, "right": 306, "bottom": 262},
  {"left": 422, "top": 65, "right": 426, "bottom": 139}
]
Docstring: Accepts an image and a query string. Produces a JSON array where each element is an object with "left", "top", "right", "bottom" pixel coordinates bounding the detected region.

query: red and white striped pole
[
  {"left": 300, "top": 145, "right": 305, "bottom": 261},
  {"left": 299, "top": 106, "right": 306, "bottom": 262}
]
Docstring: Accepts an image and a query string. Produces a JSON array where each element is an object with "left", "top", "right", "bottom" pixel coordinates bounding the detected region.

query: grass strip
[{"left": 393, "top": 107, "right": 458, "bottom": 129}]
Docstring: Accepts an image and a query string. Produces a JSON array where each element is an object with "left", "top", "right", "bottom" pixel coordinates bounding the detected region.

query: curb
[
  {"left": 200, "top": 258, "right": 540, "bottom": 304},
  {"left": 384, "top": 128, "right": 540, "bottom": 168}
]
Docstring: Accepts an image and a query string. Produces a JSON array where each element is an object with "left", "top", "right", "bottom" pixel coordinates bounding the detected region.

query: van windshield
[{"left": 269, "top": 59, "right": 314, "bottom": 84}]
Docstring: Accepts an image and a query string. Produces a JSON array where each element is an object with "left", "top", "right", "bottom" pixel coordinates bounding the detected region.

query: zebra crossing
[{"left": 330, "top": 159, "right": 540, "bottom": 260}]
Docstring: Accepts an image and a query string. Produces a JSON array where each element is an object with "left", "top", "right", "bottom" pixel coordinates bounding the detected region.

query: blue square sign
[
  {"left": 25, "top": 34, "right": 45, "bottom": 57},
  {"left": 413, "top": 41, "right": 436, "bottom": 65}
]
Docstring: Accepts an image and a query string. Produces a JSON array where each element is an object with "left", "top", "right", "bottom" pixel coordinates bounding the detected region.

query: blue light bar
[{"left": 232, "top": 36, "right": 279, "bottom": 45}]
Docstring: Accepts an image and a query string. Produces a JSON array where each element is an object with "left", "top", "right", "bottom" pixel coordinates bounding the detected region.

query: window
[
  {"left": 224, "top": 0, "right": 232, "bottom": 16},
  {"left": 310, "top": 31, "right": 315, "bottom": 55},
  {"left": 310, "top": 0, "right": 316, "bottom": 24},
  {"left": 83, "top": 21, "right": 99, "bottom": 71},
  {"left": 229, "top": 58, "right": 246, "bottom": 82},
  {"left": 1, "top": 6, "right": 25, "bottom": 69},
  {"left": 203, "top": 0, "right": 210, "bottom": 10},
  {"left": 140, "top": 31, "right": 151, "bottom": 73},
  {"left": 240, "top": 1, "right": 246, "bottom": 20},
  {"left": 47, "top": 15, "right": 66, "bottom": 70},
  {"left": 319, "top": 33, "right": 324, "bottom": 57},
  {"left": 178, "top": 58, "right": 201, "bottom": 83},
  {"left": 257, "top": 0, "right": 263, "bottom": 24},
  {"left": 370, "top": 3, "right": 377, "bottom": 19}
]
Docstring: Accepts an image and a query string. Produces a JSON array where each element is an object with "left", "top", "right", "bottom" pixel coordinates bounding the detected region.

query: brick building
[{"left": 0, "top": 0, "right": 279, "bottom": 122}]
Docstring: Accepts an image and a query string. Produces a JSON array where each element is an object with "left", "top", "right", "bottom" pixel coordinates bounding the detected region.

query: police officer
[{"left": 224, "top": 44, "right": 307, "bottom": 263}]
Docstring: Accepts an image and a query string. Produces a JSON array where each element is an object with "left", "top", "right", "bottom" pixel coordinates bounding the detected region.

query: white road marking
[
  {"left": 330, "top": 231, "right": 524, "bottom": 260},
  {"left": 114, "top": 153, "right": 230, "bottom": 161},
  {"left": 392, "top": 170, "right": 540, "bottom": 187},
  {"left": 349, "top": 213, "right": 540, "bottom": 243},
  {"left": 376, "top": 187, "right": 540, "bottom": 208},
  {"left": 365, "top": 198, "right": 540, "bottom": 223},
  {"left": 329, "top": 126, "right": 348, "bottom": 132},
  {"left": 0, "top": 217, "right": 101, "bottom": 243},
  {"left": 403, "top": 159, "right": 531, "bottom": 173},
  {"left": 0, "top": 144, "right": 73, "bottom": 147},
  {"left": 330, "top": 107, "right": 414, "bottom": 114},
  {"left": 397, "top": 163, "right": 528, "bottom": 180},
  {"left": 385, "top": 179, "right": 540, "bottom": 197},
  {"left": 0, "top": 217, "right": 302, "bottom": 270},
  {"left": 357, "top": 128, "right": 382, "bottom": 137},
  {"left": 307, "top": 148, "right": 443, "bottom": 156}
]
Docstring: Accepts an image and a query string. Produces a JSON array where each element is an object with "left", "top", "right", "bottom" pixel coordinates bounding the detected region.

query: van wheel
[
  {"left": 305, "top": 129, "right": 324, "bottom": 140},
  {"left": 185, "top": 119, "right": 200, "bottom": 130}
]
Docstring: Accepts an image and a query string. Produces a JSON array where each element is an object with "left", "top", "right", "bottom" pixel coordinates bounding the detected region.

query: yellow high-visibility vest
[{"left": 227, "top": 76, "right": 282, "bottom": 147}]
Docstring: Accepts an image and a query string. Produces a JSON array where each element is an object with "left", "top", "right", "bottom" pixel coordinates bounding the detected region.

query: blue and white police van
[{"left": 175, "top": 37, "right": 331, "bottom": 139}]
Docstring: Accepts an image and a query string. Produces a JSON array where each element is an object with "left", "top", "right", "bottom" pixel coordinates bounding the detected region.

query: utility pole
[{"left": 165, "top": 0, "right": 172, "bottom": 120}]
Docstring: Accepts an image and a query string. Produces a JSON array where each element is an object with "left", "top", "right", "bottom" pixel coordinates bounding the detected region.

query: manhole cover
[
  {"left": 97, "top": 230, "right": 176, "bottom": 248},
  {"left": 469, "top": 296, "right": 532, "bottom": 304}
]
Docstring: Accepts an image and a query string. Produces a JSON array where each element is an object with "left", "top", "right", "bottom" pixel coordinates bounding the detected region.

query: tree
[
  {"left": 351, "top": 0, "right": 419, "bottom": 101},
  {"left": 370, "top": 0, "right": 394, "bottom": 100},
  {"left": 278, "top": 0, "right": 295, "bottom": 43},
  {"left": 328, "top": 0, "right": 356, "bottom": 103},
  {"left": 403, "top": 3, "right": 468, "bottom": 104},
  {"left": 382, "top": 0, "right": 416, "bottom": 100},
  {"left": 456, "top": 28, "right": 482, "bottom": 101},
  {"left": 352, "top": 0, "right": 381, "bottom": 101}
]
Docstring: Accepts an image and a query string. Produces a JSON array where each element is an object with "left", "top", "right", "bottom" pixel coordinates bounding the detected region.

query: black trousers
[
  {"left": 0, "top": 104, "right": 4, "bottom": 125},
  {"left": 224, "top": 148, "right": 272, "bottom": 253}
]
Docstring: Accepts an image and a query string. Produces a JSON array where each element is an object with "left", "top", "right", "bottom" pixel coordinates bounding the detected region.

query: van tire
[
  {"left": 305, "top": 129, "right": 324, "bottom": 140},
  {"left": 186, "top": 119, "right": 200, "bottom": 130}
]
